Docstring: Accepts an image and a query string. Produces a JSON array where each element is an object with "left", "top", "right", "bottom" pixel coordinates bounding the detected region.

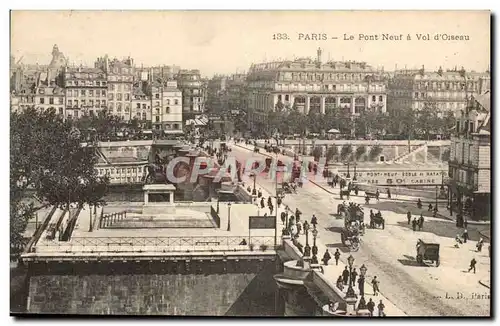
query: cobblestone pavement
[{"left": 231, "top": 143, "right": 490, "bottom": 317}]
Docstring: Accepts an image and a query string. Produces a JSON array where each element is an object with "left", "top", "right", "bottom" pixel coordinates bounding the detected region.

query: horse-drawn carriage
[
  {"left": 282, "top": 182, "right": 296, "bottom": 194},
  {"left": 337, "top": 202, "right": 364, "bottom": 227},
  {"left": 416, "top": 239, "right": 440, "bottom": 266},
  {"left": 340, "top": 227, "right": 361, "bottom": 252},
  {"left": 370, "top": 212, "right": 385, "bottom": 229}
]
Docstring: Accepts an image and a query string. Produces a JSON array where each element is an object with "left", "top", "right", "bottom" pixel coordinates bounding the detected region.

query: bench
[{"left": 195, "top": 241, "right": 220, "bottom": 246}]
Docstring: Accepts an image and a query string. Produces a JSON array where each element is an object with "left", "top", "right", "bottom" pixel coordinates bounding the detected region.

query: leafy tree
[
  {"left": 326, "top": 146, "right": 338, "bottom": 163},
  {"left": 312, "top": 146, "right": 322, "bottom": 161},
  {"left": 442, "top": 148, "right": 451, "bottom": 161},
  {"left": 287, "top": 108, "right": 306, "bottom": 135},
  {"left": 417, "top": 101, "right": 440, "bottom": 140},
  {"left": 340, "top": 144, "right": 353, "bottom": 161},
  {"left": 355, "top": 145, "right": 367, "bottom": 161},
  {"left": 10, "top": 108, "right": 109, "bottom": 257},
  {"left": 369, "top": 145, "right": 383, "bottom": 161}
]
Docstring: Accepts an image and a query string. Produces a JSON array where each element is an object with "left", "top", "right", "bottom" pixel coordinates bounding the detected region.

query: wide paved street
[{"left": 228, "top": 142, "right": 490, "bottom": 317}]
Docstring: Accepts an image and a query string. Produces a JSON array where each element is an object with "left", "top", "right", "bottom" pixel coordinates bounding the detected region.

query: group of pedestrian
[{"left": 407, "top": 212, "right": 425, "bottom": 231}]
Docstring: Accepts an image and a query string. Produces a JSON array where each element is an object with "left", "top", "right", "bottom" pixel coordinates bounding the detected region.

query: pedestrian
[
  {"left": 428, "top": 203, "right": 433, "bottom": 212},
  {"left": 463, "top": 229, "right": 469, "bottom": 243},
  {"left": 375, "top": 189, "right": 380, "bottom": 202},
  {"left": 418, "top": 214, "right": 424, "bottom": 231},
  {"left": 407, "top": 211, "right": 411, "bottom": 225},
  {"left": 476, "top": 238, "right": 484, "bottom": 252},
  {"left": 295, "top": 208, "right": 301, "bottom": 222},
  {"left": 342, "top": 266, "right": 349, "bottom": 285},
  {"left": 311, "top": 214, "right": 318, "bottom": 227},
  {"left": 322, "top": 249, "right": 331, "bottom": 266},
  {"left": 350, "top": 268, "right": 358, "bottom": 286},
  {"left": 334, "top": 249, "right": 341, "bottom": 266},
  {"left": 357, "top": 276, "right": 365, "bottom": 296},
  {"left": 412, "top": 218, "right": 417, "bottom": 231},
  {"left": 267, "top": 197, "right": 272, "bottom": 207},
  {"left": 357, "top": 296, "right": 367, "bottom": 311},
  {"left": 387, "top": 188, "right": 391, "bottom": 199},
  {"left": 464, "top": 219, "right": 468, "bottom": 229},
  {"left": 269, "top": 204, "right": 274, "bottom": 215},
  {"left": 336, "top": 276, "right": 344, "bottom": 291},
  {"left": 296, "top": 221, "right": 302, "bottom": 235},
  {"left": 468, "top": 258, "right": 477, "bottom": 273},
  {"left": 377, "top": 300, "right": 385, "bottom": 317},
  {"left": 371, "top": 276, "right": 380, "bottom": 296},
  {"left": 260, "top": 197, "right": 265, "bottom": 209},
  {"left": 367, "top": 298, "right": 375, "bottom": 316},
  {"left": 257, "top": 188, "right": 262, "bottom": 198}
]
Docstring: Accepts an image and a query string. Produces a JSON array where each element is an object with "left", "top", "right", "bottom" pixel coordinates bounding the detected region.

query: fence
[{"left": 33, "top": 236, "right": 276, "bottom": 253}]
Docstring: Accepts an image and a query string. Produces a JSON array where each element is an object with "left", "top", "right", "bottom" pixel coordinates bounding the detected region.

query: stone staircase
[
  {"left": 102, "top": 212, "right": 216, "bottom": 229},
  {"left": 393, "top": 143, "right": 428, "bottom": 163}
]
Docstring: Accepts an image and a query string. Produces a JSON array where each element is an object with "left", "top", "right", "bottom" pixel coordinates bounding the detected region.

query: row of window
[
  {"left": 414, "top": 81, "right": 478, "bottom": 91},
  {"left": 39, "top": 97, "right": 64, "bottom": 105},
  {"left": 278, "top": 72, "right": 371, "bottom": 82},
  {"left": 98, "top": 167, "right": 144, "bottom": 175},
  {"left": 108, "top": 93, "right": 130, "bottom": 101},
  {"left": 66, "top": 89, "right": 106, "bottom": 97},
  {"left": 108, "top": 103, "right": 130, "bottom": 111},
  {"left": 67, "top": 99, "right": 107, "bottom": 107},
  {"left": 65, "top": 80, "right": 107, "bottom": 87},
  {"left": 109, "top": 83, "right": 132, "bottom": 92}
]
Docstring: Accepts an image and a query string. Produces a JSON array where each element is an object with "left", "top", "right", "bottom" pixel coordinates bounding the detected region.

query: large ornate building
[
  {"left": 246, "top": 48, "right": 387, "bottom": 132},
  {"left": 447, "top": 90, "right": 490, "bottom": 221},
  {"left": 387, "top": 67, "right": 490, "bottom": 117}
]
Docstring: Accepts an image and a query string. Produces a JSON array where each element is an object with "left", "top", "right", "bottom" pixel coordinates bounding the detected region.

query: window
[
  {"left": 81, "top": 99, "right": 86, "bottom": 106},
  {"left": 96, "top": 100, "right": 100, "bottom": 106},
  {"left": 174, "top": 123, "right": 180, "bottom": 130},
  {"left": 102, "top": 100, "right": 106, "bottom": 106},
  {"left": 89, "top": 90, "right": 94, "bottom": 96},
  {"left": 74, "top": 100, "right": 79, "bottom": 107},
  {"left": 117, "top": 93, "right": 122, "bottom": 101},
  {"left": 125, "top": 104, "right": 130, "bottom": 112},
  {"left": 137, "top": 103, "right": 141, "bottom": 109},
  {"left": 166, "top": 99, "right": 170, "bottom": 105},
  {"left": 108, "top": 93, "right": 114, "bottom": 101},
  {"left": 166, "top": 107, "right": 170, "bottom": 114},
  {"left": 102, "top": 90, "right": 106, "bottom": 96},
  {"left": 156, "top": 101, "right": 160, "bottom": 107},
  {"left": 89, "top": 100, "right": 94, "bottom": 106},
  {"left": 117, "top": 84, "right": 122, "bottom": 91},
  {"left": 125, "top": 93, "right": 130, "bottom": 101},
  {"left": 379, "top": 95, "right": 383, "bottom": 102},
  {"left": 49, "top": 97, "right": 54, "bottom": 105},
  {"left": 40, "top": 98, "right": 45, "bottom": 104},
  {"left": 58, "top": 97, "right": 64, "bottom": 104},
  {"left": 142, "top": 104, "right": 147, "bottom": 109},
  {"left": 142, "top": 113, "right": 146, "bottom": 120},
  {"left": 68, "top": 100, "right": 73, "bottom": 107},
  {"left": 117, "top": 103, "right": 122, "bottom": 111},
  {"left": 155, "top": 93, "right": 160, "bottom": 99},
  {"left": 124, "top": 84, "right": 130, "bottom": 91},
  {"left": 155, "top": 116, "right": 160, "bottom": 122},
  {"left": 81, "top": 90, "right": 86, "bottom": 96},
  {"left": 372, "top": 95, "right": 376, "bottom": 102}
]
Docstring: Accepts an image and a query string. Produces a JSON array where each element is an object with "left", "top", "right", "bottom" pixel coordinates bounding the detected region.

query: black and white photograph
[{"left": 9, "top": 10, "right": 491, "bottom": 317}]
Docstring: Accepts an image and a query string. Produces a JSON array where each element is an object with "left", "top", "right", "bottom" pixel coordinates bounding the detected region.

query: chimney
[{"left": 316, "top": 47, "right": 322, "bottom": 67}]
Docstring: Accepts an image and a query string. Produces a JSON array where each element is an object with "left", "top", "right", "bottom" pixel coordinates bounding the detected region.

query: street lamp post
[
  {"left": 252, "top": 173, "right": 257, "bottom": 195},
  {"left": 346, "top": 161, "right": 351, "bottom": 179},
  {"left": 217, "top": 195, "right": 220, "bottom": 214},
  {"left": 435, "top": 185, "right": 438, "bottom": 211},
  {"left": 303, "top": 221, "right": 311, "bottom": 257},
  {"left": 227, "top": 202, "right": 232, "bottom": 231},
  {"left": 353, "top": 160, "right": 357, "bottom": 181},
  {"left": 359, "top": 264, "right": 367, "bottom": 297},
  {"left": 345, "top": 255, "right": 357, "bottom": 299},
  {"left": 311, "top": 226, "right": 318, "bottom": 261}
]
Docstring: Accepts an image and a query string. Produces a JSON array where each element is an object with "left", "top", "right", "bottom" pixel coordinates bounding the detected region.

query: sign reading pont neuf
[{"left": 338, "top": 170, "right": 446, "bottom": 186}]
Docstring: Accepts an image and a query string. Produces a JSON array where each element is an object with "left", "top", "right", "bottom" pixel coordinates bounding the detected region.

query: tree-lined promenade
[{"left": 10, "top": 108, "right": 109, "bottom": 258}]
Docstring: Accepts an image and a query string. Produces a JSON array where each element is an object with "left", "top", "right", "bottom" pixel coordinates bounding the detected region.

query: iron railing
[{"left": 33, "top": 236, "right": 276, "bottom": 253}]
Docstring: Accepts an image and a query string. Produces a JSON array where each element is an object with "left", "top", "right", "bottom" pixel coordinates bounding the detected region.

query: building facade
[
  {"left": 246, "top": 48, "right": 386, "bottom": 132},
  {"left": 177, "top": 69, "right": 205, "bottom": 117},
  {"left": 387, "top": 67, "right": 490, "bottom": 117},
  {"left": 447, "top": 90, "right": 490, "bottom": 220},
  {"left": 131, "top": 83, "right": 151, "bottom": 126},
  {"left": 161, "top": 80, "right": 183, "bottom": 131},
  {"left": 95, "top": 56, "right": 134, "bottom": 121},
  {"left": 63, "top": 67, "right": 108, "bottom": 119}
]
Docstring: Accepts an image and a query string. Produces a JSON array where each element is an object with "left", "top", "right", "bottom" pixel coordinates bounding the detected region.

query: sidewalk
[{"left": 293, "top": 229, "right": 406, "bottom": 316}]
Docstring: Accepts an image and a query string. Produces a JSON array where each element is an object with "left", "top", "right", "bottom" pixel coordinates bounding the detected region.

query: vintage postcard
[{"left": 10, "top": 10, "right": 491, "bottom": 317}]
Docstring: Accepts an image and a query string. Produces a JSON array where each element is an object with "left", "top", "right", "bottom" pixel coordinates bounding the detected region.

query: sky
[{"left": 10, "top": 10, "right": 491, "bottom": 77}]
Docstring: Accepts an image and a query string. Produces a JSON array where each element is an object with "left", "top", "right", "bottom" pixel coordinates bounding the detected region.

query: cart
[
  {"left": 370, "top": 213, "right": 385, "bottom": 229},
  {"left": 416, "top": 239, "right": 440, "bottom": 266},
  {"left": 340, "top": 227, "right": 361, "bottom": 252}
]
